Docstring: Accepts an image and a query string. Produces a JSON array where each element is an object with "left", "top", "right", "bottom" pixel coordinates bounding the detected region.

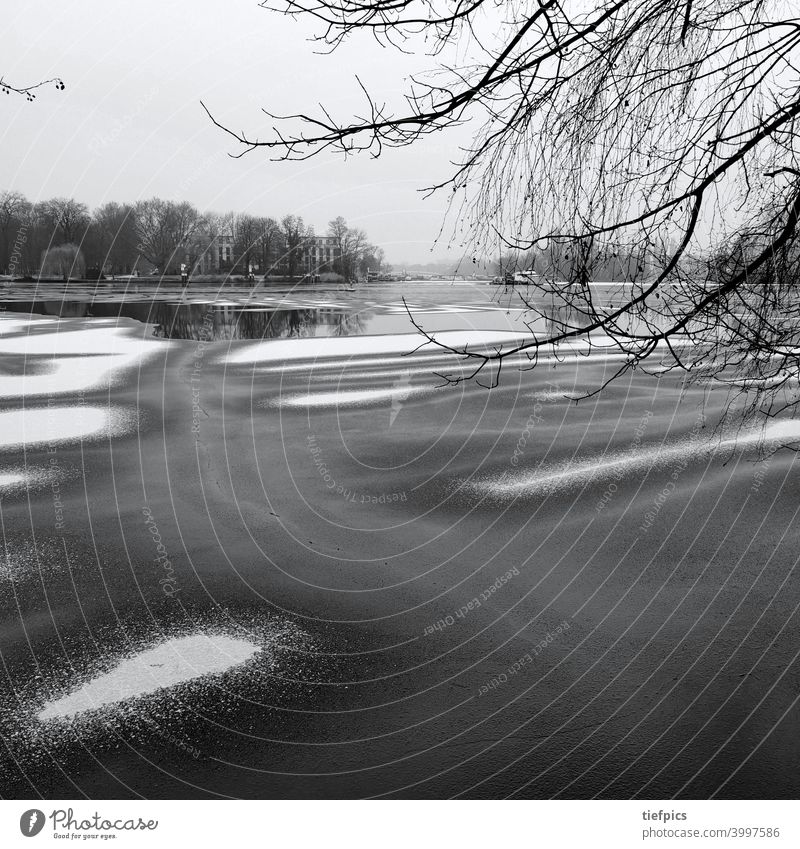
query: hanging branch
[
  {"left": 0, "top": 76, "right": 65, "bottom": 102},
  {"left": 205, "top": 0, "right": 800, "bottom": 420}
]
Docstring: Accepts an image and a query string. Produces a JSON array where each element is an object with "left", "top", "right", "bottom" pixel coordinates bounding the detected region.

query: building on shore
[
  {"left": 191, "top": 232, "right": 343, "bottom": 277},
  {"left": 193, "top": 233, "right": 235, "bottom": 274},
  {"left": 303, "top": 236, "right": 341, "bottom": 274}
]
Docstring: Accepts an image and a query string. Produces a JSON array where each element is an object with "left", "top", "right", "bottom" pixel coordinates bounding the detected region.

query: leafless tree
[
  {"left": 235, "top": 214, "right": 285, "bottom": 274},
  {"left": 0, "top": 186, "right": 374, "bottom": 284},
  {"left": 206, "top": 0, "right": 800, "bottom": 420},
  {"left": 35, "top": 197, "right": 90, "bottom": 245},
  {"left": 233, "top": 213, "right": 268, "bottom": 274},
  {"left": 360, "top": 245, "right": 385, "bottom": 276},
  {"left": 281, "top": 214, "right": 311, "bottom": 278},
  {"left": 134, "top": 198, "right": 203, "bottom": 273},
  {"left": 91, "top": 202, "right": 139, "bottom": 274},
  {"left": 256, "top": 216, "right": 282, "bottom": 273},
  {"left": 327, "top": 216, "right": 372, "bottom": 280},
  {"left": 0, "top": 190, "right": 32, "bottom": 273}
]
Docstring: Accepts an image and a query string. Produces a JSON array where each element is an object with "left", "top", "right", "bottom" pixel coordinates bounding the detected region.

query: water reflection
[
  {"left": 542, "top": 298, "right": 594, "bottom": 336},
  {"left": 0, "top": 300, "right": 368, "bottom": 341},
  {"left": 148, "top": 303, "right": 368, "bottom": 340},
  {"left": 537, "top": 293, "right": 683, "bottom": 339},
  {"left": 2, "top": 286, "right": 655, "bottom": 342}
]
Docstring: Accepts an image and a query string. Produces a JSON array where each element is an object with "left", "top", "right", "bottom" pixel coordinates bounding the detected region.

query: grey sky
[{"left": 3, "top": 0, "right": 477, "bottom": 265}]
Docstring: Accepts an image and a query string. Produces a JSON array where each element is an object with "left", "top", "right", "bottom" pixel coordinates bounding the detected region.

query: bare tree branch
[
  {"left": 0, "top": 76, "right": 65, "bottom": 102},
  {"left": 206, "top": 0, "right": 800, "bottom": 423}
]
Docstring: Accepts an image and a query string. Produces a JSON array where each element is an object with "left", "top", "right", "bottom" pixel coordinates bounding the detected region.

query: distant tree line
[
  {"left": 0, "top": 190, "right": 385, "bottom": 280},
  {"left": 493, "top": 238, "right": 677, "bottom": 283}
]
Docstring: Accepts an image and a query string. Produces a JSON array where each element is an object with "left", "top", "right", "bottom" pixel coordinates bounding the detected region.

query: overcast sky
[{"left": 3, "top": 0, "right": 479, "bottom": 265}]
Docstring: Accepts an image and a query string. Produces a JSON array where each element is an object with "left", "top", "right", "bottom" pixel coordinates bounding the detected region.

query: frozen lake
[{"left": 0, "top": 280, "right": 797, "bottom": 799}]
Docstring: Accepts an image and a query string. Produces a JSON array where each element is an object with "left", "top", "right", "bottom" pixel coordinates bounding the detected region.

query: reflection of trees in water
[
  {"left": 1, "top": 300, "right": 92, "bottom": 319},
  {"left": 235, "top": 308, "right": 318, "bottom": 339},
  {"left": 524, "top": 292, "right": 670, "bottom": 341},
  {"left": 149, "top": 303, "right": 214, "bottom": 339},
  {"left": 43, "top": 299, "right": 90, "bottom": 318},
  {"left": 2, "top": 299, "right": 365, "bottom": 339},
  {"left": 147, "top": 303, "right": 362, "bottom": 340},
  {"left": 329, "top": 311, "right": 364, "bottom": 336},
  {"left": 541, "top": 297, "right": 593, "bottom": 337}
]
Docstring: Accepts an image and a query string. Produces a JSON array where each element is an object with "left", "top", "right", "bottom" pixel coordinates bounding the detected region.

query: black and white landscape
[{"left": 1, "top": 0, "right": 799, "bottom": 801}]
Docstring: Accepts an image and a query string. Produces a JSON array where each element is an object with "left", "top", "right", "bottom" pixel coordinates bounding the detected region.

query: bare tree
[
  {"left": 235, "top": 214, "right": 285, "bottom": 275},
  {"left": 257, "top": 216, "right": 282, "bottom": 274},
  {"left": 0, "top": 191, "right": 31, "bottom": 273},
  {"left": 327, "top": 216, "right": 371, "bottom": 280},
  {"left": 206, "top": 0, "right": 800, "bottom": 419},
  {"left": 359, "top": 245, "right": 385, "bottom": 276},
  {"left": 36, "top": 197, "right": 90, "bottom": 245},
  {"left": 89, "top": 203, "right": 138, "bottom": 274},
  {"left": 327, "top": 215, "right": 350, "bottom": 274},
  {"left": 280, "top": 214, "right": 310, "bottom": 278},
  {"left": 134, "top": 198, "right": 202, "bottom": 273},
  {"left": 233, "top": 214, "right": 263, "bottom": 274}
]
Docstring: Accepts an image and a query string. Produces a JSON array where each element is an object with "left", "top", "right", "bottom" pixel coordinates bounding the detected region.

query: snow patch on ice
[{"left": 38, "top": 634, "right": 260, "bottom": 721}]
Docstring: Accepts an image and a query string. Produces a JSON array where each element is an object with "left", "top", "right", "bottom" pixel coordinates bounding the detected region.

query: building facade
[
  {"left": 192, "top": 232, "right": 344, "bottom": 277},
  {"left": 304, "top": 236, "right": 341, "bottom": 273},
  {"left": 193, "top": 233, "right": 235, "bottom": 274}
]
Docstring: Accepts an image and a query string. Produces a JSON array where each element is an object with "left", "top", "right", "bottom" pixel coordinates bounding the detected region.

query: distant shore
[{"left": 0, "top": 274, "right": 326, "bottom": 287}]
